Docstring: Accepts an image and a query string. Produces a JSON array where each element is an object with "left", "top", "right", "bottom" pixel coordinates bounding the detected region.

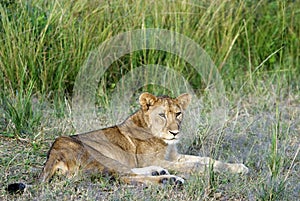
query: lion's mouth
[
  {"left": 165, "top": 137, "right": 177, "bottom": 140},
  {"left": 164, "top": 137, "right": 179, "bottom": 144}
]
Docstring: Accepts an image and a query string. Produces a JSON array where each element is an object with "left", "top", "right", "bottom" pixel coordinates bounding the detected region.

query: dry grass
[{"left": 1, "top": 84, "right": 299, "bottom": 200}]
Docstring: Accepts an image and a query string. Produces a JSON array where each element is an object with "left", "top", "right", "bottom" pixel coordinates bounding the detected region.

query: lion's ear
[
  {"left": 176, "top": 93, "right": 191, "bottom": 110},
  {"left": 139, "top": 92, "right": 158, "bottom": 111}
]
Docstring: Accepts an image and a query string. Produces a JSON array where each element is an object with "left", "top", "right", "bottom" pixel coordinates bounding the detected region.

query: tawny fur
[{"left": 36, "top": 93, "right": 249, "bottom": 185}]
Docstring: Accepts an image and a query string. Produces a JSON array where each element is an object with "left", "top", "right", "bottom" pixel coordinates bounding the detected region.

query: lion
[{"left": 7, "top": 92, "right": 248, "bottom": 193}]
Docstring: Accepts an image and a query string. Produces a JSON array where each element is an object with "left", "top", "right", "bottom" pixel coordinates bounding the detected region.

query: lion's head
[{"left": 139, "top": 92, "right": 191, "bottom": 144}]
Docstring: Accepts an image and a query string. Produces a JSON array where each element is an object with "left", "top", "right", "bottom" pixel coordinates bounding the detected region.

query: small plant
[
  {"left": 2, "top": 79, "right": 41, "bottom": 138},
  {"left": 259, "top": 105, "right": 286, "bottom": 200}
]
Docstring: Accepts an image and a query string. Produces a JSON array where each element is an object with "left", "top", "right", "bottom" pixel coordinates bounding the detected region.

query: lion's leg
[
  {"left": 39, "top": 136, "right": 84, "bottom": 182},
  {"left": 39, "top": 153, "right": 68, "bottom": 182},
  {"left": 165, "top": 155, "right": 248, "bottom": 174},
  {"left": 121, "top": 166, "right": 184, "bottom": 186},
  {"left": 39, "top": 136, "right": 136, "bottom": 182},
  {"left": 39, "top": 136, "right": 109, "bottom": 182},
  {"left": 121, "top": 175, "right": 184, "bottom": 186}
]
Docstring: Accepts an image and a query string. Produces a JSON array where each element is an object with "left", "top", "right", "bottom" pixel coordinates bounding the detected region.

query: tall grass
[
  {"left": 259, "top": 104, "right": 285, "bottom": 200},
  {"left": 0, "top": 0, "right": 298, "bottom": 99}
]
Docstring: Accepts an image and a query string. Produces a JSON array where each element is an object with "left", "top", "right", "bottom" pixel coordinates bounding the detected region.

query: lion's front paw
[
  {"left": 159, "top": 175, "right": 185, "bottom": 187},
  {"left": 131, "top": 166, "right": 170, "bottom": 176},
  {"left": 151, "top": 169, "right": 169, "bottom": 176}
]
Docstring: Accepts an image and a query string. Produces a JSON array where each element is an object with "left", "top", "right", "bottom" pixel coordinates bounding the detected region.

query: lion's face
[{"left": 139, "top": 93, "right": 191, "bottom": 144}]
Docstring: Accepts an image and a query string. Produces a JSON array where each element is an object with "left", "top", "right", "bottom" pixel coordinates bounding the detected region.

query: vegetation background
[{"left": 0, "top": 0, "right": 299, "bottom": 200}]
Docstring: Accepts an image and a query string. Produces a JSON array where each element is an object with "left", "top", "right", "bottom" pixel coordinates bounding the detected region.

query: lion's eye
[
  {"left": 176, "top": 112, "right": 182, "bottom": 117},
  {"left": 159, "top": 113, "right": 166, "bottom": 118}
]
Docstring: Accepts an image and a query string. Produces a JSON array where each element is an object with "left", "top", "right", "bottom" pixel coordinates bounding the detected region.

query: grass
[{"left": 0, "top": 0, "right": 300, "bottom": 200}]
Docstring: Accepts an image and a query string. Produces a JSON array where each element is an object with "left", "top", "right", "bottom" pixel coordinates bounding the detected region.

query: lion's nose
[{"left": 169, "top": 130, "right": 179, "bottom": 136}]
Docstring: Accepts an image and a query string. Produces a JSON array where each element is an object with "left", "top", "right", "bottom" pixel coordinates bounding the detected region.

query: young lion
[{"left": 7, "top": 92, "right": 248, "bottom": 193}]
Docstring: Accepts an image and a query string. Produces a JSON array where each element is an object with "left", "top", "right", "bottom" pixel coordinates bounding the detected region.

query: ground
[{"left": 1, "top": 86, "right": 299, "bottom": 200}]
